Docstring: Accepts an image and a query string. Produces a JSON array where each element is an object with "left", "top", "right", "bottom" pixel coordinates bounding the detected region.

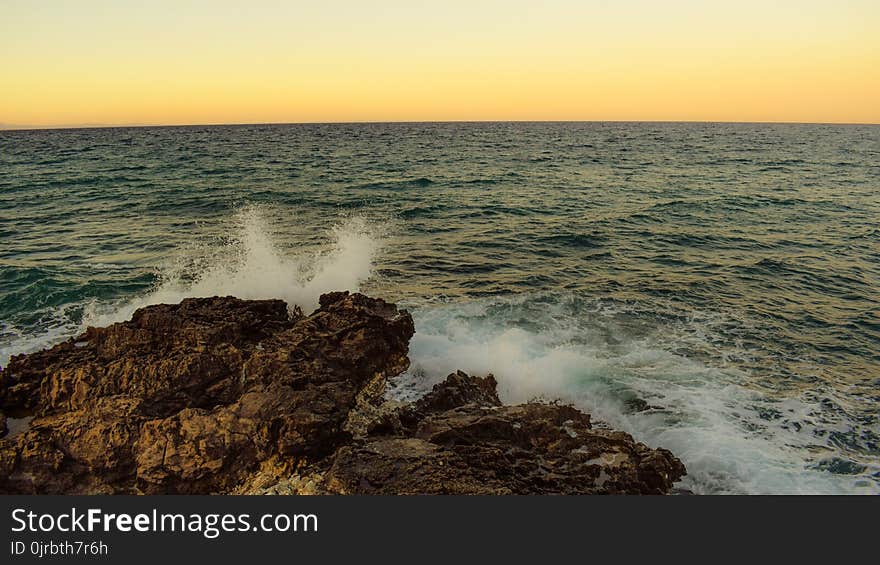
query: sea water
[{"left": 1, "top": 122, "right": 878, "bottom": 494}]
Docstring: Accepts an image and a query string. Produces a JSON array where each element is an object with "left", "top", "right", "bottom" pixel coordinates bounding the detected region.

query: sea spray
[
  {"left": 3, "top": 123, "right": 879, "bottom": 496},
  {"left": 391, "top": 294, "right": 880, "bottom": 495},
  {"left": 80, "top": 206, "right": 383, "bottom": 329},
  {"left": 0, "top": 207, "right": 383, "bottom": 367}
]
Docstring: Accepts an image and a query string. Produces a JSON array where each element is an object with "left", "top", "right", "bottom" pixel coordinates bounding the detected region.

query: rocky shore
[{"left": 0, "top": 292, "right": 685, "bottom": 494}]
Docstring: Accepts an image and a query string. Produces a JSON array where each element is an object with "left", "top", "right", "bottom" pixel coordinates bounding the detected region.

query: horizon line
[{"left": 2, "top": 118, "right": 879, "bottom": 132}]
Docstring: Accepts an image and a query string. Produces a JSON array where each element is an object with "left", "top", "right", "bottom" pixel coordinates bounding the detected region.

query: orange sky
[{"left": 2, "top": 0, "right": 879, "bottom": 128}]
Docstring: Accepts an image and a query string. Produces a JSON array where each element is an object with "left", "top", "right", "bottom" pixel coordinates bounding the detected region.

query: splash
[
  {"left": 83, "top": 206, "right": 381, "bottom": 328},
  {"left": 390, "top": 294, "right": 880, "bottom": 495}
]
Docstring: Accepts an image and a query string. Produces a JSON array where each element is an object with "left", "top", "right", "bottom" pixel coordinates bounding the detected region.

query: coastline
[{"left": 0, "top": 291, "right": 685, "bottom": 495}]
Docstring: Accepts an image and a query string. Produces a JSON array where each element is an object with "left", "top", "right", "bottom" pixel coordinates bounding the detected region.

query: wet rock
[
  {"left": 308, "top": 371, "right": 686, "bottom": 495},
  {"left": 623, "top": 396, "right": 664, "bottom": 413},
  {"left": 624, "top": 397, "right": 651, "bottom": 413}
]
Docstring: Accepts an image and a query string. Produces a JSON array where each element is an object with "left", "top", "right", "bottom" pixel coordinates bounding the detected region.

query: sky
[{"left": 2, "top": 0, "right": 879, "bottom": 128}]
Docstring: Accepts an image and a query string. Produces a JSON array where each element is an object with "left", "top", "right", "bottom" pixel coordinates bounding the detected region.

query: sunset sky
[{"left": 2, "top": 0, "right": 878, "bottom": 128}]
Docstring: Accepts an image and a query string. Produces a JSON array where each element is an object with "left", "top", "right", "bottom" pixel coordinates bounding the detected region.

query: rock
[
  {"left": 0, "top": 292, "right": 686, "bottom": 495},
  {"left": 0, "top": 292, "right": 414, "bottom": 494},
  {"left": 305, "top": 371, "right": 686, "bottom": 495},
  {"left": 623, "top": 396, "right": 663, "bottom": 413}
]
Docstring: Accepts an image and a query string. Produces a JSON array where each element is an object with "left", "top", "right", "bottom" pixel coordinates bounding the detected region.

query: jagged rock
[
  {"left": 0, "top": 292, "right": 414, "bottom": 494},
  {"left": 303, "top": 371, "right": 686, "bottom": 494},
  {"left": 0, "top": 292, "right": 685, "bottom": 495}
]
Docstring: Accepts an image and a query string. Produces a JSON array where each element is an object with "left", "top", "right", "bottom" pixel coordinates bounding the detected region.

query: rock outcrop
[{"left": 0, "top": 292, "right": 685, "bottom": 494}]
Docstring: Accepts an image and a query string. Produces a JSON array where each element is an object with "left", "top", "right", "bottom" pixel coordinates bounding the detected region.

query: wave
[
  {"left": 0, "top": 307, "right": 83, "bottom": 367},
  {"left": 354, "top": 177, "right": 434, "bottom": 190},
  {"left": 3, "top": 205, "right": 878, "bottom": 495},
  {"left": 0, "top": 205, "right": 382, "bottom": 366},
  {"left": 81, "top": 205, "right": 382, "bottom": 328},
  {"left": 390, "top": 293, "right": 880, "bottom": 495}
]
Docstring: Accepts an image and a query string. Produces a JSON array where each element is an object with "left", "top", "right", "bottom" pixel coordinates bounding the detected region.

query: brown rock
[
  {"left": 0, "top": 292, "right": 414, "bottom": 494},
  {"left": 310, "top": 371, "right": 686, "bottom": 495},
  {"left": 0, "top": 292, "right": 685, "bottom": 495}
]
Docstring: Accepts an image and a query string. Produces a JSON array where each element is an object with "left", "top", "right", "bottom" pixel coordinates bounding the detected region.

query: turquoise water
[{"left": 1, "top": 122, "right": 878, "bottom": 493}]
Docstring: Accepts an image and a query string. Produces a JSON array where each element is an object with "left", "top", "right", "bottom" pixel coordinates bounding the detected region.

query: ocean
[{"left": 1, "top": 122, "right": 878, "bottom": 494}]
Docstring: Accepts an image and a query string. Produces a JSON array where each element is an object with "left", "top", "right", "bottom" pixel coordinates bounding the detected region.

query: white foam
[
  {"left": 83, "top": 206, "right": 381, "bottom": 327},
  {"left": 3, "top": 210, "right": 877, "bottom": 495},
  {"left": 390, "top": 294, "right": 880, "bottom": 495},
  {"left": 1, "top": 206, "right": 382, "bottom": 366},
  {"left": 0, "top": 314, "right": 81, "bottom": 367}
]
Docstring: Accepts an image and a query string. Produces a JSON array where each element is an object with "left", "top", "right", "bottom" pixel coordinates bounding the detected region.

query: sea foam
[
  {"left": 2, "top": 206, "right": 382, "bottom": 365},
  {"left": 3, "top": 207, "right": 877, "bottom": 495},
  {"left": 390, "top": 294, "right": 880, "bottom": 495},
  {"left": 81, "top": 206, "right": 381, "bottom": 328}
]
